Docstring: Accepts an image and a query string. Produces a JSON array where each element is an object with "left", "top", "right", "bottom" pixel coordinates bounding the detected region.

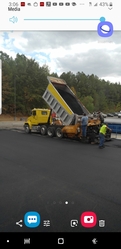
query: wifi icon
[{"left": 9, "top": 16, "right": 18, "bottom": 23}]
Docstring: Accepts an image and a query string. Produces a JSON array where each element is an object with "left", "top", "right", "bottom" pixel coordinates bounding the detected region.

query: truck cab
[{"left": 24, "top": 108, "right": 52, "bottom": 133}]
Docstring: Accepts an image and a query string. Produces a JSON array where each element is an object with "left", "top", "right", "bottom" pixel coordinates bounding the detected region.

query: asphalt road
[{"left": 0, "top": 129, "right": 121, "bottom": 233}]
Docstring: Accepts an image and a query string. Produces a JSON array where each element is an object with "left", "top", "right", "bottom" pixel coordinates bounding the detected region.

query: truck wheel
[
  {"left": 55, "top": 127, "right": 63, "bottom": 138},
  {"left": 24, "top": 125, "right": 31, "bottom": 134},
  {"left": 47, "top": 127, "right": 55, "bottom": 137},
  {"left": 40, "top": 125, "right": 47, "bottom": 135}
]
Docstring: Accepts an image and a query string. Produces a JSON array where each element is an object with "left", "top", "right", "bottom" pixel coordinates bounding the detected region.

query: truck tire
[
  {"left": 40, "top": 125, "right": 47, "bottom": 135},
  {"left": 47, "top": 127, "right": 55, "bottom": 137},
  {"left": 24, "top": 124, "right": 31, "bottom": 134},
  {"left": 55, "top": 127, "right": 63, "bottom": 138}
]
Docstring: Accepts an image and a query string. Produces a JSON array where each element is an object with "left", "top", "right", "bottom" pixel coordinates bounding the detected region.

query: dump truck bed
[{"left": 42, "top": 76, "right": 89, "bottom": 125}]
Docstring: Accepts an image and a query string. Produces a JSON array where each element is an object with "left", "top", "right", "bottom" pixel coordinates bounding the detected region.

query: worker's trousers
[
  {"left": 99, "top": 132, "right": 105, "bottom": 147},
  {"left": 82, "top": 125, "right": 87, "bottom": 137}
]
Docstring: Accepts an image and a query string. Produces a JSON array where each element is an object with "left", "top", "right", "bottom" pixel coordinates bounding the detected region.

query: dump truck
[{"left": 24, "top": 76, "right": 111, "bottom": 142}]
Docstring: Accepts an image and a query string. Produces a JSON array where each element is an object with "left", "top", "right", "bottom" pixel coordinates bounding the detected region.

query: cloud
[{"left": 0, "top": 31, "right": 121, "bottom": 83}]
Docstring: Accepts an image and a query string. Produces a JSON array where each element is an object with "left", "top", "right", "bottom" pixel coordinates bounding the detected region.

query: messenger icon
[{"left": 24, "top": 211, "right": 40, "bottom": 228}]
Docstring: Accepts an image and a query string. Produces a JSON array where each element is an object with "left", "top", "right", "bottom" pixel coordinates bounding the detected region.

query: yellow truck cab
[{"left": 24, "top": 108, "right": 52, "bottom": 134}]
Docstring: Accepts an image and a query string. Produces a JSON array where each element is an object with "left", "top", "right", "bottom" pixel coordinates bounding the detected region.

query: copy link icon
[{"left": 97, "top": 17, "right": 113, "bottom": 37}]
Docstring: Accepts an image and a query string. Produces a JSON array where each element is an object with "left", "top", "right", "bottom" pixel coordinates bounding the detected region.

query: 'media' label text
[{"left": 8, "top": 7, "right": 20, "bottom": 11}]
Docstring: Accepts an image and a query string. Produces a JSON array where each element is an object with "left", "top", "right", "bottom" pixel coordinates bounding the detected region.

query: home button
[{"left": 58, "top": 238, "right": 64, "bottom": 244}]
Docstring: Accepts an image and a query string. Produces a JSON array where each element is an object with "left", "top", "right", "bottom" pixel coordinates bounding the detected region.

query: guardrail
[{"left": 106, "top": 123, "right": 121, "bottom": 134}]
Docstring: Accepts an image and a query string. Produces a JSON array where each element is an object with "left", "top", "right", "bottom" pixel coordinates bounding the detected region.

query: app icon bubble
[
  {"left": 24, "top": 211, "right": 40, "bottom": 228},
  {"left": 97, "top": 21, "right": 113, "bottom": 37},
  {"left": 80, "top": 211, "right": 97, "bottom": 228}
]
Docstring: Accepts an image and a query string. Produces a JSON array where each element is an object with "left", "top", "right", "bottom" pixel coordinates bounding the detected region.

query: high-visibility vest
[{"left": 100, "top": 125, "right": 107, "bottom": 135}]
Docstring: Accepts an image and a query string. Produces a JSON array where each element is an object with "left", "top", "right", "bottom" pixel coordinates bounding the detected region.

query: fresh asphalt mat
[{"left": 0, "top": 130, "right": 121, "bottom": 233}]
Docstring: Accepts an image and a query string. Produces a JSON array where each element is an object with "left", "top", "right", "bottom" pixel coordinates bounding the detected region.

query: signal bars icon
[{"left": 9, "top": 16, "right": 18, "bottom": 23}]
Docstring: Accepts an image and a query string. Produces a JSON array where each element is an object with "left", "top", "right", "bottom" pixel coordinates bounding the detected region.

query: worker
[
  {"left": 52, "top": 111, "right": 56, "bottom": 122},
  {"left": 97, "top": 111, "right": 104, "bottom": 124},
  {"left": 81, "top": 113, "right": 88, "bottom": 138},
  {"left": 99, "top": 123, "right": 111, "bottom": 149},
  {"left": 88, "top": 128, "right": 97, "bottom": 145}
]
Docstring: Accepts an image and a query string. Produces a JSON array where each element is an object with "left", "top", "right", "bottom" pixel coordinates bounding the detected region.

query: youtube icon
[{"left": 40, "top": 2, "right": 44, "bottom": 6}]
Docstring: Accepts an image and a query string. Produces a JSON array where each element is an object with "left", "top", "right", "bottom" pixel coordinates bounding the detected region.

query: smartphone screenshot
[{"left": 0, "top": 0, "right": 121, "bottom": 247}]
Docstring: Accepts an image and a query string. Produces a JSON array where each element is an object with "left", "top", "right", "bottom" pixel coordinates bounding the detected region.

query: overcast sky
[{"left": 0, "top": 31, "right": 121, "bottom": 83}]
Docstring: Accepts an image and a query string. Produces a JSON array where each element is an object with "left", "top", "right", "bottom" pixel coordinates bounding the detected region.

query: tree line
[{"left": 0, "top": 51, "right": 121, "bottom": 115}]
